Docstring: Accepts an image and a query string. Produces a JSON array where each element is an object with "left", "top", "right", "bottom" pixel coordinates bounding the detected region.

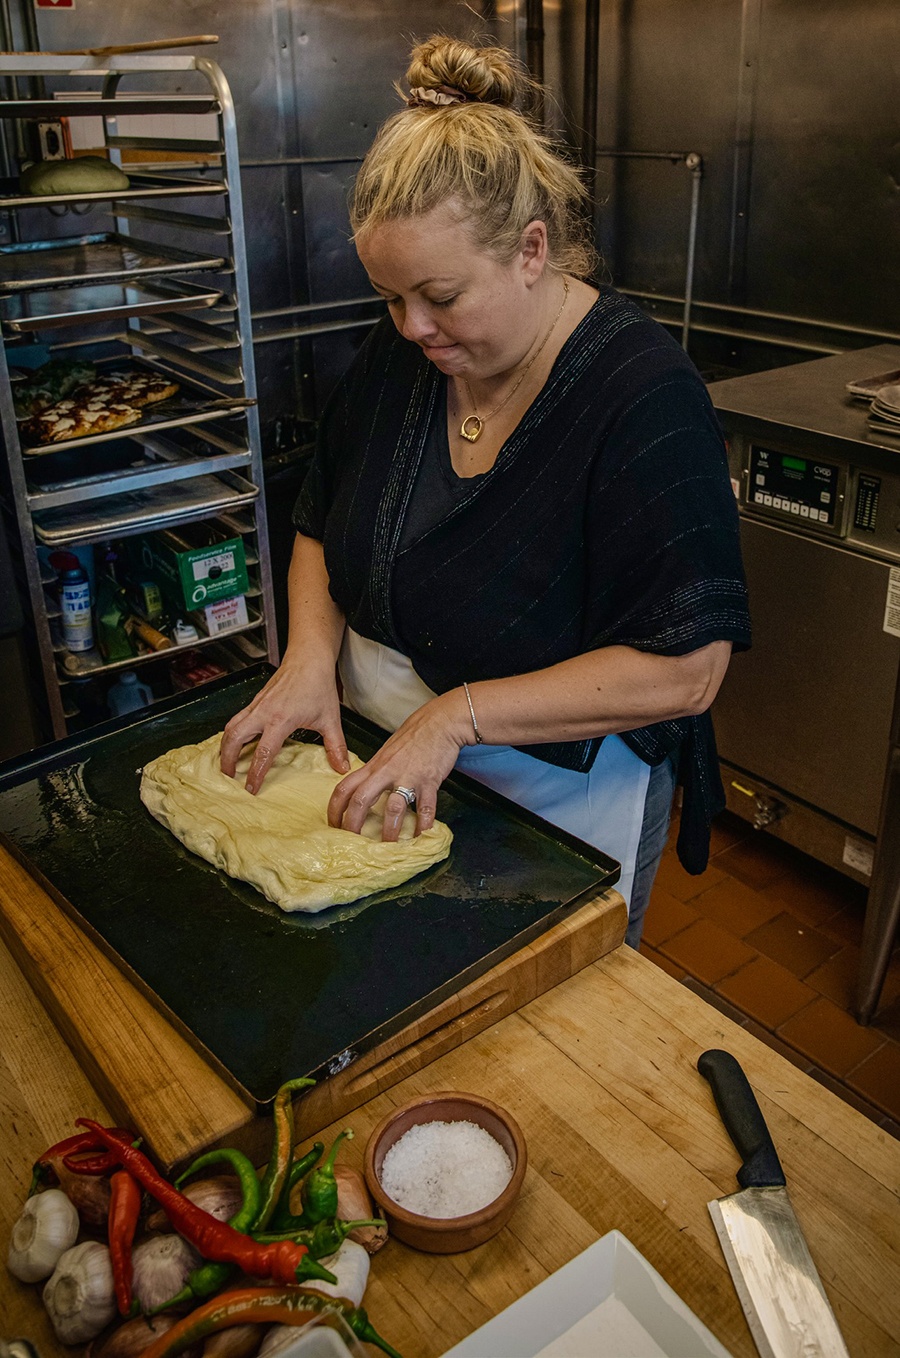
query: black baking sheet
[{"left": 0, "top": 667, "right": 620, "bottom": 1109}]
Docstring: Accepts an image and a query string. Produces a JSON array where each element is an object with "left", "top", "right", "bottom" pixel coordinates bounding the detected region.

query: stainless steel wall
[
  {"left": 545, "top": 0, "right": 899, "bottom": 363},
  {"left": 30, "top": 0, "right": 514, "bottom": 440},
  {"left": 28, "top": 0, "right": 900, "bottom": 413}
]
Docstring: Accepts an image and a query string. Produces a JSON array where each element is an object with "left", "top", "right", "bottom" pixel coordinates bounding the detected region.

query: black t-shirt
[{"left": 398, "top": 378, "right": 484, "bottom": 551}]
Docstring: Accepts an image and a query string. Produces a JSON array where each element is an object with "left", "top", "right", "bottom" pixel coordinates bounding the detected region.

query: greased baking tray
[
  {"left": 0, "top": 232, "right": 225, "bottom": 293},
  {"left": 0, "top": 667, "right": 620, "bottom": 1107}
]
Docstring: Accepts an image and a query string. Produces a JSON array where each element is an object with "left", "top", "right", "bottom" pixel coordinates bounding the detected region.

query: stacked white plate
[{"left": 868, "top": 383, "right": 900, "bottom": 437}]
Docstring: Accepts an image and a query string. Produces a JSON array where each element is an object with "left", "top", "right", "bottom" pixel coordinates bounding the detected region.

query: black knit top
[{"left": 294, "top": 287, "right": 751, "bottom": 871}]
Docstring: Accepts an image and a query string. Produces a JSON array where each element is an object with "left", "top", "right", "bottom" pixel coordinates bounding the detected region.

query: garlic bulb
[
  {"left": 43, "top": 1240, "right": 117, "bottom": 1344},
  {"left": 302, "top": 1238, "right": 369, "bottom": 1307},
  {"left": 131, "top": 1234, "right": 201, "bottom": 1312},
  {"left": 7, "top": 1189, "right": 80, "bottom": 1283}
]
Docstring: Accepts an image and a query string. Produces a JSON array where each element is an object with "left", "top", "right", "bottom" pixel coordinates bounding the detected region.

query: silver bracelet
[{"left": 463, "top": 682, "right": 484, "bottom": 744}]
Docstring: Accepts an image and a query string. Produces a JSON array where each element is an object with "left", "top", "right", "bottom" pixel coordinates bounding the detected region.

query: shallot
[
  {"left": 334, "top": 1166, "right": 387, "bottom": 1254},
  {"left": 89, "top": 1314, "right": 182, "bottom": 1358},
  {"left": 145, "top": 1177, "right": 243, "bottom": 1234}
]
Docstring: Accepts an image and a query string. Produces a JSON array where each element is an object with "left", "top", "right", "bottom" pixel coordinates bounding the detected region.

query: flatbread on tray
[
  {"left": 140, "top": 732, "right": 453, "bottom": 913},
  {"left": 18, "top": 365, "right": 181, "bottom": 449}
]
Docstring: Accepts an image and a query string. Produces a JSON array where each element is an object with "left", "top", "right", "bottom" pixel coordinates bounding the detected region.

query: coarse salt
[{"left": 379, "top": 1119, "right": 513, "bottom": 1218}]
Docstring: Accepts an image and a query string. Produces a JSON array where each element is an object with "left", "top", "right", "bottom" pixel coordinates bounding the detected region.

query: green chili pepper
[
  {"left": 255, "top": 1078, "right": 316, "bottom": 1231},
  {"left": 176, "top": 1147, "right": 261, "bottom": 1232},
  {"left": 300, "top": 1129, "right": 352, "bottom": 1225},
  {"left": 268, "top": 1140, "right": 324, "bottom": 1231},
  {"left": 252, "top": 1216, "right": 387, "bottom": 1258},
  {"left": 149, "top": 1146, "right": 263, "bottom": 1314}
]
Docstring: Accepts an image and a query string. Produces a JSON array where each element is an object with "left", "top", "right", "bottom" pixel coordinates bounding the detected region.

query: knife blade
[{"left": 698, "top": 1049, "right": 850, "bottom": 1358}]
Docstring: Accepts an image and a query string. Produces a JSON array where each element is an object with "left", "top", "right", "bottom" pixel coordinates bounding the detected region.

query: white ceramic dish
[{"left": 441, "top": 1230, "right": 732, "bottom": 1358}]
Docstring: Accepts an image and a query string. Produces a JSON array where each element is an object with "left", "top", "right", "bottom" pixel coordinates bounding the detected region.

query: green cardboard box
[{"left": 129, "top": 531, "right": 249, "bottom": 612}]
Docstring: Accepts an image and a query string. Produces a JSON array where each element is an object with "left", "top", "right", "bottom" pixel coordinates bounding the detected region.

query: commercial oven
[{"left": 709, "top": 344, "right": 900, "bottom": 1022}]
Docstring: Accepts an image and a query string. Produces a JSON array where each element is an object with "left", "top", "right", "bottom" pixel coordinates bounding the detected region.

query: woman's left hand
[{"left": 328, "top": 689, "right": 471, "bottom": 841}]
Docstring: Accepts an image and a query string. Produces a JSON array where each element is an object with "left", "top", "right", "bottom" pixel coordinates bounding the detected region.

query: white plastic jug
[{"left": 107, "top": 670, "right": 153, "bottom": 717}]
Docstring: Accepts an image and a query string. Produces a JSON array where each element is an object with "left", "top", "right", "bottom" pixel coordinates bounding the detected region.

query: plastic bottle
[
  {"left": 60, "top": 567, "right": 94, "bottom": 653},
  {"left": 106, "top": 670, "right": 153, "bottom": 717}
]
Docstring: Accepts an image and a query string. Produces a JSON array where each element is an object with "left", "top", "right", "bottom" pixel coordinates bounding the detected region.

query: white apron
[{"left": 339, "top": 628, "right": 650, "bottom": 907}]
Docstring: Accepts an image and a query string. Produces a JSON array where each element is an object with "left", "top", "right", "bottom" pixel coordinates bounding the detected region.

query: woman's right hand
[{"left": 219, "top": 655, "right": 350, "bottom": 795}]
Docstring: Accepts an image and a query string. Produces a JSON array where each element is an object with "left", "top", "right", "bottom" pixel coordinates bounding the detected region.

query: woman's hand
[
  {"left": 328, "top": 689, "right": 470, "bottom": 841},
  {"left": 220, "top": 655, "right": 349, "bottom": 795}
]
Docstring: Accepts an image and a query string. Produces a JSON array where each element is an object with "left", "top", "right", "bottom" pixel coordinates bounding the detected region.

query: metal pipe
[
  {"left": 593, "top": 148, "right": 703, "bottom": 350},
  {"left": 682, "top": 154, "right": 703, "bottom": 350},
  {"left": 525, "top": 0, "right": 544, "bottom": 123},
  {"left": 253, "top": 296, "right": 382, "bottom": 321},
  {"left": 582, "top": 0, "right": 600, "bottom": 212},
  {"left": 621, "top": 288, "right": 900, "bottom": 346}
]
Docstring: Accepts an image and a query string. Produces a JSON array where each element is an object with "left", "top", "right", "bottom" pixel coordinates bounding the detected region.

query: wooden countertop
[{"left": 3, "top": 916, "right": 899, "bottom": 1358}]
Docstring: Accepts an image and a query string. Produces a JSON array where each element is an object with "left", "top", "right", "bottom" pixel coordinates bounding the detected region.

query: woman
[{"left": 220, "top": 36, "right": 750, "bottom": 945}]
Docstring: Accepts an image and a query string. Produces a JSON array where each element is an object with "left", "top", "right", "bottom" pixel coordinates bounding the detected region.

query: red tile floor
[{"left": 640, "top": 808, "right": 900, "bottom": 1136}]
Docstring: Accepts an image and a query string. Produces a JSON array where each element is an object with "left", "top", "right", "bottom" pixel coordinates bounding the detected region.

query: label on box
[
  {"left": 193, "top": 595, "right": 249, "bottom": 637},
  {"left": 192, "top": 550, "right": 236, "bottom": 583},
  {"left": 884, "top": 566, "right": 900, "bottom": 639}
]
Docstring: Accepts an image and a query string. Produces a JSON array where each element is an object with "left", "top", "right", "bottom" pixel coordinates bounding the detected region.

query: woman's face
[{"left": 356, "top": 203, "right": 546, "bottom": 380}]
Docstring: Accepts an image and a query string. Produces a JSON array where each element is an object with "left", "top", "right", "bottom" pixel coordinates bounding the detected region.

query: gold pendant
[{"left": 460, "top": 415, "right": 483, "bottom": 443}]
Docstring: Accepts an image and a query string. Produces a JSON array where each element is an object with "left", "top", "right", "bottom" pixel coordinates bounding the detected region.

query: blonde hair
[{"left": 350, "top": 36, "right": 597, "bottom": 279}]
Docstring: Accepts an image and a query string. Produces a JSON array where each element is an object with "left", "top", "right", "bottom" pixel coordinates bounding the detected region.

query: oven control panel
[{"left": 747, "top": 446, "right": 841, "bottom": 528}]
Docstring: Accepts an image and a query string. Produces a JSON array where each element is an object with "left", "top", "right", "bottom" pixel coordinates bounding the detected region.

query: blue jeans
[{"left": 625, "top": 755, "right": 677, "bottom": 948}]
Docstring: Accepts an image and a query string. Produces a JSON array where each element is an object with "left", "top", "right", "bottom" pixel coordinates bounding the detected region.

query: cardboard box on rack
[
  {"left": 127, "top": 531, "right": 249, "bottom": 613},
  {"left": 190, "top": 594, "right": 249, "bottom": 638}
]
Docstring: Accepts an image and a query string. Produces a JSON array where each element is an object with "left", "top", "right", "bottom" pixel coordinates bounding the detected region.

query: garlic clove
[
  {"left": 43, "top": 1240, "right": 118, "bottom": 1344},
  {"left": 7, "top": 1188, "right": 80, "bottom": 1283},
  {"left": 300, "top": 1238, "right": 369, "bottom": 1308}
]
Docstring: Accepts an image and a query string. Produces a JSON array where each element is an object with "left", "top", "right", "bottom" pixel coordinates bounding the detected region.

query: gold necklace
[{"left": 459, "top": 278, "right": 570, "bottom": 444}]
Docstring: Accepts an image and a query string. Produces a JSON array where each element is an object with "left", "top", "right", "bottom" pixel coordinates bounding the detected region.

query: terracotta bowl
[{"left": 363, "top": 1090, "right": 527, "bottom": 1254}]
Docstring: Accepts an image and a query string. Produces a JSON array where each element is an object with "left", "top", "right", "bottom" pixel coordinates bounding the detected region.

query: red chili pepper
[
  {"left": 70, "top": 1122, "right": 334, "bottom": 1287},
  {"left": 138, "top": 1286, "right": 403, "bottom": 1358},
  {"left": 109, "top": 1170, "right": 142, "bottom": 1316},
  {"left": 30, "top": 1128, "right": 133, "bottom": 1195}
]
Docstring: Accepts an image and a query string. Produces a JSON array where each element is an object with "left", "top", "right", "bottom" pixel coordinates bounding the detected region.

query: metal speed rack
[{"left": 0, "top": 52, "right": 278, "bottom": 739}]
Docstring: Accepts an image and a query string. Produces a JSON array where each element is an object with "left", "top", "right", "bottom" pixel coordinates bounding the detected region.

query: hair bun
[{"left": 405, "top": 35, "right": 530, "bottom": 109}]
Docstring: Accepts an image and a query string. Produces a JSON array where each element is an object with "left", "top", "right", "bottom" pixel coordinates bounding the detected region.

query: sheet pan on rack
[
  {"left": 0, "top": 232, "right": 226, "bottom": 293},
  {"left": 0, "top": 170, "right": 227, "bottom": 211},
  {"left": 1, "top": 278, "right": 225, "bottom": 333},
  {"left": 17, "top": 357, "right": 255, "bottom": 457}
]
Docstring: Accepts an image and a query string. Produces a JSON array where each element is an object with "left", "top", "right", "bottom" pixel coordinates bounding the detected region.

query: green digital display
[{"left": 781, "top": 455, "right": 807, "bottom": 472}]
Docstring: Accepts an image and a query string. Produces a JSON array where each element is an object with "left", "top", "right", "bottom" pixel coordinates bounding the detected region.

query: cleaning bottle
[
  {"left": 107, "top": 671, "right": 153, "bottom": 717},
  {"left": 60, "top": 566, "right": 94, "bottom": 653}
]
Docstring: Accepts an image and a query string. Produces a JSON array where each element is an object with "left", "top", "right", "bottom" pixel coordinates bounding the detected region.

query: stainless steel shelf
[
  {"left": 0, "top": 52, "right": 279, "bottom": 740},
  {"left": 56, "top": 613, "right": 264, "bottom": 682},
  {"left": 1, "top": 278, "right": 224, "bottom": 334},
  {"left": 33, "top": 472, "right": 260, "bottom": 546},
  {"left": 0, "top": 233, "right": 226, "bottom": 294},
  {"left": 0, "top": 171, "right": 227, "bottom": 211}
]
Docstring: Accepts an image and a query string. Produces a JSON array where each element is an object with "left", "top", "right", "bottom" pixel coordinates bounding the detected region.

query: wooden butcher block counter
[{"left": 2, "top": 850, "right": 899, "bottom": 1357}]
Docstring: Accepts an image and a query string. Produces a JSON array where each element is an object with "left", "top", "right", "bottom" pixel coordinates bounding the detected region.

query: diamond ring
[{"left": 393, "top": 786, "right": 416, "bottom": 807}]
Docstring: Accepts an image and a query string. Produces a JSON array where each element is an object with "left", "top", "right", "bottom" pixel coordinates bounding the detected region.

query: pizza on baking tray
[{"left": 19, "top": 365, "right": 180, "bottom": 449}]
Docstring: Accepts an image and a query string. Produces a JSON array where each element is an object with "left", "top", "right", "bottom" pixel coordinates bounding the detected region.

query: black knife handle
[{"left": 698, "top": 1048, "right": 786, "bottom": 1189}]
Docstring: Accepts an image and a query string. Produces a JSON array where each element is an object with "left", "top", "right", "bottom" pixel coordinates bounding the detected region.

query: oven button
[
  {"left": 763, "top": 494, "right": 773, "bottom": 506},
  {"left": 821, "top": 491, "right": 831, "bottom": 504},
  {"left": 800, "top": 505, "right": 809, "bottom": 517},
  {"left": 790, "top": 502, "right": 800, "bottom": 514},
  {"left": 754, "top": 491, "right": 764, "bottom": 504}
]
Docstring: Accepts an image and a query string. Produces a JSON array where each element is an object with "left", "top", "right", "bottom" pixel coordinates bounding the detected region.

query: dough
[{"left": 139, "top": 732, "right": 452, "bottom": 913}]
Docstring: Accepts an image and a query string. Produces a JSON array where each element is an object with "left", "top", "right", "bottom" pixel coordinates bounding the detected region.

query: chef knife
[{"left": 698, "top": 1048, "right": 850, "bottom": 1358}]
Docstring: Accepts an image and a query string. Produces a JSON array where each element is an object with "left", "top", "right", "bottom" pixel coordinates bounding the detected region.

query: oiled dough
[{"left": 140, "top": 732, "right": 452, "bottom": 913}]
